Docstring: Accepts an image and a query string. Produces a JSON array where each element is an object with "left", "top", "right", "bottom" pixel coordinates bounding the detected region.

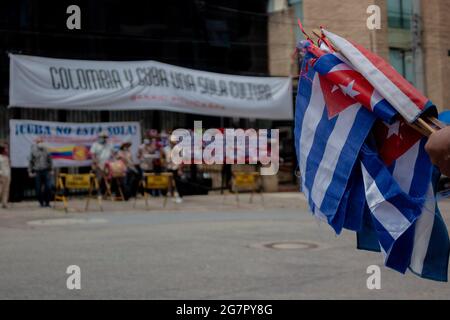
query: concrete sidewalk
[
  {"left": 1, "top": 191, "right": 450, "bottom": 230},
  {"left": 0, "top": 192, "right": 308, "bottom": 222},
  {"left": 2, "top": 190, "right": 450, "bottom": 219}
]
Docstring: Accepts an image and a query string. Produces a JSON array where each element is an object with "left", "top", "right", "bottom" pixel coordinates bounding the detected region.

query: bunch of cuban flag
[{"left": 294, "top": 28, "right": 450, "bottom": 281}]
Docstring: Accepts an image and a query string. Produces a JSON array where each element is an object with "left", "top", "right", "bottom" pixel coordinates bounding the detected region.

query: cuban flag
[
  {"left": 295, "top": 32, "right": 449, "bottom": 281},
  {"left": 312, "top": 51, "right": 397, "bottom": 124},
  {"left": 358, "top": 120, "right": 450, "bottom": 281},
  {"left": 322, "top": 29, "right": 435, "bottom": 123},
  {"left": 295, "top": 52, "right": 376, "bottom": 233}
]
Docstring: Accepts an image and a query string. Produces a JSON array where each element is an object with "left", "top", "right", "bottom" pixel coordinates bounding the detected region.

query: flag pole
[
  {"left": 407, "top": 121, "right": 430, "bottom": 136},
  {"left": 416, "top": 118, "right": 436, "bottom": 136}
]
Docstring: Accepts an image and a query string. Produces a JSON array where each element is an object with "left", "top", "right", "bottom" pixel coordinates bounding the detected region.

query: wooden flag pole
[
  {"left": 416, "top": 117, "right": 446, "bottom": 136},
  {"left": 416, "top": 118, "right": 436, "bottom": 136},
  {"left": 407, "top": 121, "right": 431, "bottom": 137},
  {"left": 428, "top": 116, "right": 446, "bottom": 130}
]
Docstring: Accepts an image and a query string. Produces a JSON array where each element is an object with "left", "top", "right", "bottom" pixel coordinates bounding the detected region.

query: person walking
[
  {"left": 28, "top": 137, "right": 53, "bottom": 207},
  {"left": 0, "top": 144, "right": 11, "bottom": 209}
]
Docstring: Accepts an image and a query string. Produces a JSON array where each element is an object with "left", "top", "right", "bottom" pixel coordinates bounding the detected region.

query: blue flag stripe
[
  {"left": 319, "top": 107, "right": 374, "bottom": 216},
  {"left": 420, "top": 207, "right": 450, "bottom": 281}
]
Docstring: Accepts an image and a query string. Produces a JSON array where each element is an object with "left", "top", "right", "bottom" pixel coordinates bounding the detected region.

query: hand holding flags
[{"left": 295, "top": 26, "right": 449, "bottom": 281}]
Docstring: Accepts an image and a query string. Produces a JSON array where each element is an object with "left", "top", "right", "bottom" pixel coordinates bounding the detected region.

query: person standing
[
  {"left": 137, "top": 138, "right": 158, "bottom": 174},
  {"left": 163, "top": 135, "right": 185, "bottom": 203},
  {"left": 90, "top": 131, "right": 114, "bottom": 194},
  {"left": 28, "top": 137, "right": 53, "bottom": 207},
  {"left": 116, "top": 141, "right": 138, "bottom": 199},
  {"left": 0, "top": 144, "right": 11, "bottom": 209},
  {"left": 137, "top": 137, "right": 163, "bottom": 196}
]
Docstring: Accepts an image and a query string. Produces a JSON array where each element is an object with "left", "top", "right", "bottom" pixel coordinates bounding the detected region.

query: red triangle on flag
[
  {"left": 374, "top": 118, "right": 423, "bottom": 166},
  {"left": 319, "top": 75, "right": 356, "bottom": 119}
]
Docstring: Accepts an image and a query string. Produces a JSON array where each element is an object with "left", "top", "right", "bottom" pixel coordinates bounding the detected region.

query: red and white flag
[{"left": 322, "top": 29, "right": 433, "bottom": 123}]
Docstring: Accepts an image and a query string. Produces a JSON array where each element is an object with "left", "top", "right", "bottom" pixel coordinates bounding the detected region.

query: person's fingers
[{"left": 425, "top": 127, "right": 450, "bottom": 171}]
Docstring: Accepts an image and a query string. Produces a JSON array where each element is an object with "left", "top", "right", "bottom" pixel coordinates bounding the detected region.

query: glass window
[
  {"left": 404, "top": 51, "right": 414, "bottom": 84},
  {"left": 389, "top": 48, "right": 414, "bottom": 84},
  {"left": 389, "top": 48, "right": 404, "bottom": 75},
  {"left": 388, "top": 0, "right": 412, "bottom": 29}
]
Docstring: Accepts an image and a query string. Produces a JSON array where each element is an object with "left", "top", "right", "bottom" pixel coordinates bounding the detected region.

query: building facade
[
  {"left": 0, "top": 0, "right": 272, "bottom": 140},
  {"left": 2, "top": 0, "right": 297, "bottom": 200},
  {"left": 268, "top": 0, "right": 450, "bottom": 111}
]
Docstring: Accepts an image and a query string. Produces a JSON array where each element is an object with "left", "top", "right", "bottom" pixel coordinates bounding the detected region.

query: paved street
[{"left": 0, "top": 192, "right": 449, "bottom": 299}]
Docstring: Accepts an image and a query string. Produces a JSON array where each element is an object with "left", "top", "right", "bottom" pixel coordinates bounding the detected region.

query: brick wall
[
  {"left": 268, "top": 8, "right": 297, "bottom": 77},
  {"left": 422, "top": 0, "right": 450, "bottom": 111},
  {"left": 303, "top": 0, "right": 389, "bottom": 59},
  {"left": 268, "top": 0, "right": 449, "bottom": 111},
  {"left": 268, "top": 0, "right": 390, "bottom": 77}
]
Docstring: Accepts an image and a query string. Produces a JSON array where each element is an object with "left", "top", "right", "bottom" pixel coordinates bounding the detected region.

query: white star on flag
[
  {"left": 385, "top": 120, "right": 400, "bottom": 138},
  {"left": 339, "top": 80, "right": 359, "bottom": 98}
]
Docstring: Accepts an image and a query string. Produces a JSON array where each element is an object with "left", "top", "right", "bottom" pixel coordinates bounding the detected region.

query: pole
[{"left": 411, "top": 0, "right": 426, "bottom": 94}]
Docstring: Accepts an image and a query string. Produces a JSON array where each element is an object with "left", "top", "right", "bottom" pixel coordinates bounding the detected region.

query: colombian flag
[{"left": 48, "top": 145, "right": 90, "bottom": 161}]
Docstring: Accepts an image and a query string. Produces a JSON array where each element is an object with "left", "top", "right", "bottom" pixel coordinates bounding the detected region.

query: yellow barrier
[
  {"left": 227, "top": 172, "right": 264, "bottom": 205},
  {"left": 65, "top": 174, "right": 92, "bottom": 189},
  {"left": 146, "top": 174, "right": 171, "bottom": 189},
  {"left": 54, "top": 173, "right": 102, "bottom": 212},
  {"left": 234, "top": 172, "right": 257, "bottom": 188},
  {"left": 135, "top": 172, "right": 174, "bottom": 209}
]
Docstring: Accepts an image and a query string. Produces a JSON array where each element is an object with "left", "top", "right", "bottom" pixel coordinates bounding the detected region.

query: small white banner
[
  {"left": 9, "top": 119, "right": 141, "bottom": 168},
  {"left": 9, "top": 54, "right": 293, "bottom": 120}
]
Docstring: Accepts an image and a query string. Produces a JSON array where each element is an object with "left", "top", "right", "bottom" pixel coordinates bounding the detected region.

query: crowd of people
[
  {"left": 1, "top": 125, "right": 449, "bottom": 209},
  {"left": 89, "top": 129, "right": 185, "bottom": 203},
  {"left": 0, "top": 129, "right": 186, "bottom": 209}
]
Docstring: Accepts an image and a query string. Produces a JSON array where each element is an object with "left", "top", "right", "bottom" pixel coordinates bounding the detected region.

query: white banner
[
  {"left": 10, "top": 119, "right": 141, "bottom": 168},
  {"left": 9, "top": 54, "right": 293, "bottom": 120}
]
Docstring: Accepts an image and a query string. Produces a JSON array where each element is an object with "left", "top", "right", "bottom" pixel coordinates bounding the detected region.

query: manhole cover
[{"left": 250, "top": 241, "right": 318, "bottom": 250}]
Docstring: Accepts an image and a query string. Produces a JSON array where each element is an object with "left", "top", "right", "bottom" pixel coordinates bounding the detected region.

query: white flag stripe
[
  {"left": 392, "top": 141, "right": 420, "bottom": 194},
  {"left": 361, "top": 164, "right": 412, "bottom": 240},
  {"left": 334, "top": 52, "right": 355, "bottom": 70},
  {"left": 319, "top": 42, "right": 332, "bottom": 53},
  {"left": 329, "top": 63, "right": 352, "bottom": 73},
  {"left": 369, "top": 90, "right": 384, "bottom": 111},
  {"left": 311, "top": 103, "right": 360, "bottom": 207},
  {"left": 323, "top": 29, "right": 420, "bottom": 123},
  {"left": 299, "top": 73, "right": 326, "bottom": 195},
  {"left": 409, "top": 184, "right": 436, "bottom": 274},
  {"left": 361, "top": 164, "right": 387, "bottom": 209},
  {"left": 373, "top": 202, "right": 412, "bottom": 241}
]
